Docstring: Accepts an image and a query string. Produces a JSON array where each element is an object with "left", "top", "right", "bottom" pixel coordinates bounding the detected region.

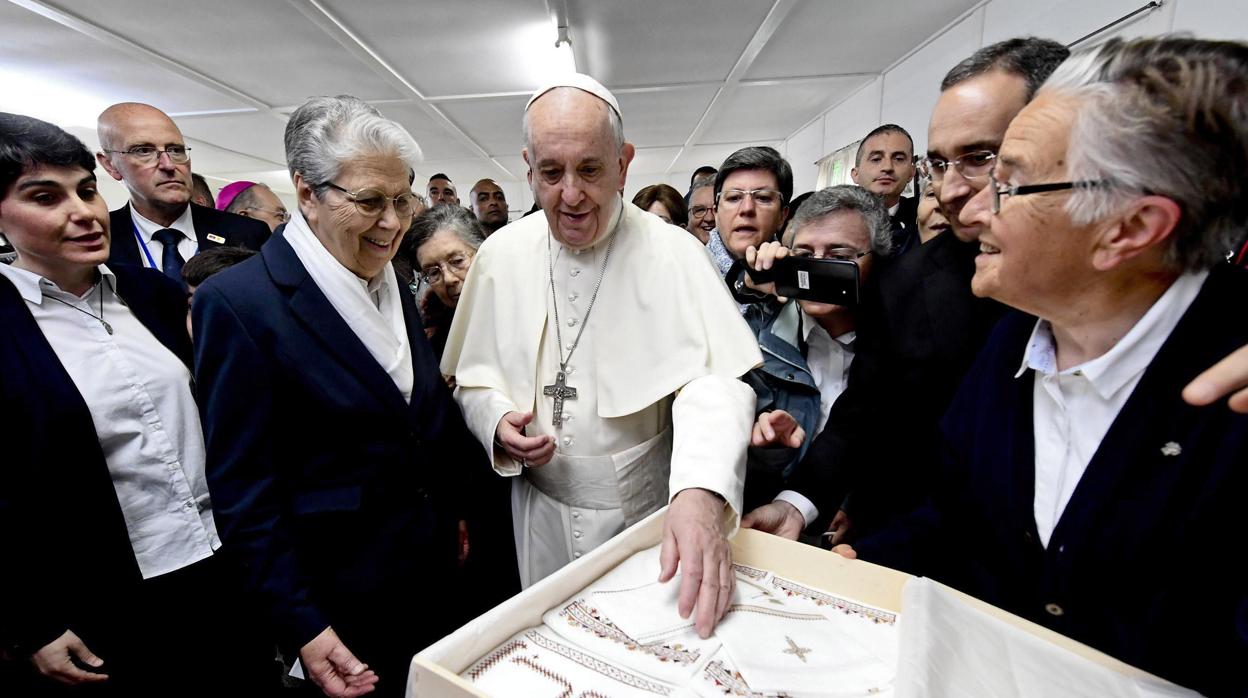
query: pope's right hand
[
  {"left": 744, "top": 241, "right": 789, "bottom": 301},
  {"left": 496, "top": 411, "right": 556, "bottom": 467}
]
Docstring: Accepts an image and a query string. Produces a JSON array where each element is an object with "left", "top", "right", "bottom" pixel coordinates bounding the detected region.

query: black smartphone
[{"left": 745, "top": 256, "right": 860, "bottom": 306}]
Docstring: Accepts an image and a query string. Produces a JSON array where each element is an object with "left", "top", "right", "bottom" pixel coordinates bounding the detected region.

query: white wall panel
[
  {"left": 821, "top": 77, "right": 884, "bottom": 156},
  {"left": 881, "top": 9, "right": 985, "bottom": 155},
  {"left": 785, "top": 118, "right": 825, "bottom": 196},
  {"left": 1172, "top": 0, "right": 1248, "bottom": 40}
]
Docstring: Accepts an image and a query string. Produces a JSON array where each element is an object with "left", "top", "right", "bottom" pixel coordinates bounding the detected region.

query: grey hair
[
  {"left": 783, "top": 185, "right": 892, "bottom": 257},
  {"left": 1040, "top": 36, "right": 1248, "bottom": 271},
  {"left": 406, "top": 204, "right": 486, "bottom": 255},
  {"left": 284, "top": 95, "right": 422, "bottom": 194},
  {"left": 522, "top": 87, "right": 625, "bottom": 154}
]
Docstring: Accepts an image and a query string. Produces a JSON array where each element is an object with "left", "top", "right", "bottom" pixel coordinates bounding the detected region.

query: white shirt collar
[
  {"left": 130, "top": 203, "right": 194, "bottom": 241},
  {"left": 799, "top": 307, "right": 855, "bottom": 346},
  {"left": 1015, "top": 270, "right": 1210, "bottom": 399},
  {"left": 888, "top": 201, "right": 900, "bottom": 217},
  {"left": 0, "top": 262, "right": 116, "bottom": 304}
]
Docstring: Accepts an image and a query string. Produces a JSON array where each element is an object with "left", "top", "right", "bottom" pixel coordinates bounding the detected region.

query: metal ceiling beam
[
  {"left": 286, "top": 0, "right": 519, "bottom": 181},
  {"left": 663, "top": 0, "right": 801, "bottom": 174}
]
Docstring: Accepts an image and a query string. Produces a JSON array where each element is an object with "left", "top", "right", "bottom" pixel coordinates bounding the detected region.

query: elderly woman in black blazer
[{"left": 0, "top": 114, "right": 273, "bottom": 696}]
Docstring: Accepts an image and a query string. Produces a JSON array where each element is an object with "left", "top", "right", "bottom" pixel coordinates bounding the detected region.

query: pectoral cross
[
  {"left": 783, "top": 635, "right": 812, "bottom": 663},
  {"left": 543, "top": 371, "right": 578, "bottom": 427}
]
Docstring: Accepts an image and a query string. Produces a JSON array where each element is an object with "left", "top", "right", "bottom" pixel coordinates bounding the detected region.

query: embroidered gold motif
[
  {"left": 702, "top": 660, "right": 794, "bottom": 697},
  {"left": 525, "top": 630, "right": 673, "bottom": 695},
  {"left": 769, "top": 577, "right": 897, "bottom": 625},
  {"left": 782, "top": 635, "right": 812, "bottom": 663},
  {"left": 561, "top": 600, "right": 700, "bottom": 664}
]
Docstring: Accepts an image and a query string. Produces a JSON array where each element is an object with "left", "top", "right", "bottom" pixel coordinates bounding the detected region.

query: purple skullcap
[{"left": 216, "top": 180, "right": 257, "bottom": 211}]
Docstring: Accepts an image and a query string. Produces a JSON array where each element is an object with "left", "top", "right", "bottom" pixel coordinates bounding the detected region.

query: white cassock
[{"left": 441, "top": 198, "right": 762, "bottom": 587}]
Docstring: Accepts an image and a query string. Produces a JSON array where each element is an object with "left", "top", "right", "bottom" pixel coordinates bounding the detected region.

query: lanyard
[{"left": 131, "top": 219, "right": 199, "bottom": 269}]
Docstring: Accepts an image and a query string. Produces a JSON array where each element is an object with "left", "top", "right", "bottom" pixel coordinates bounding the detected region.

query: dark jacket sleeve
[{"left": 192, "top": 282, "right": 330, "bottom": 649}]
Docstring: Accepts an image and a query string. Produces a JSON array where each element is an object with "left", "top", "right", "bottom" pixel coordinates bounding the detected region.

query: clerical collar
[{"left": 558, "top": 196, "right": 624, "bottom": 254}]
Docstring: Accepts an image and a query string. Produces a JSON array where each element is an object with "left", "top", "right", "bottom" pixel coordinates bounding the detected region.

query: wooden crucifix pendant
[{"left": 543, "top": 371, "right": 578, "bottom": 427}]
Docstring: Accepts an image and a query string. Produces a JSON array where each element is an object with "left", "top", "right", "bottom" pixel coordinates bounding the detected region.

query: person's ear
[
  {"left": 97, "top": 152, "right": 123, "bottom": 182},
  {"left": 1090, "top": 195, "right": 1182, "bottom": 271},
  {"left": 293, "top": 172, "right": 319, "bottom": 227}
]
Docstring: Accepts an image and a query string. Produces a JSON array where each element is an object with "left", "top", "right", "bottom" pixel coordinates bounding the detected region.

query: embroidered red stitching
[
  {"left": 724, "top": 604, "right": 824, "bottom": 621},
  {"left": 510, "top": 656, "right": 573, "bottom": 698},
  {"left": 525, "top": 630, "right": 673, "bottom": 695},
  {"left": 768, "top": 577, "right": 897, "bottom": 625},
  {"left": 465, "top": 639, "right": 528, "bottom": 680},
  {"left": 732, "top": 563, "right": 768, "bottom": 581},
  {"left": 561, "top": 600, "right": 700, "bottom": 665},
  {"left": 702, "top": 659, "right": 794, "bottom": 697}
]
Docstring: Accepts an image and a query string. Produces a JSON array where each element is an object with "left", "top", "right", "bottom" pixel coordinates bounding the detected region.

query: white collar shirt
[
  {"left": 130, "top": 204, "right": 198, "bottom": 270},
  {"left": 800, "top": 309, "right": 856, "bottom": 437},
  {"left": 0, "top": 262, "right": 219, "bottom": 578},
  {"left": 1020, "top": 270, "right": 1208, "bottom": 547}
]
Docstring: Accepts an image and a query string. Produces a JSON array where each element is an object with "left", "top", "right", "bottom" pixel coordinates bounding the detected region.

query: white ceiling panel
[
  {"left": 747, "top": 0, "right": 983, "bottom": 79},
  {"left": 175, "top": 112, "right": 289, "bottom": 167},
  {"left": 0, "top": 1, "right": 253, "bottom": 120},
  {"left": 701, "top": 76, "right": 872, "bottom": 145},
  {"left": 616, "top": 86, "right": 719, "bottom": 148},
  {"left": 39, "top": 0, "right": 404, "bottom": 105},
  {"left": 670, "top": 141, "right": 781, "bottom": 175},
  {"left": 437, "top": 96, "right": 530, "bottom": 158},
  {"left": 316, "top": 0, "right": 554, "bottom": 97},
  {"left": 627, "top": 147, "right": 685, "bottom": 177},
  {"left": 572, "top": 0, "right": 771, "bottom": 86}
]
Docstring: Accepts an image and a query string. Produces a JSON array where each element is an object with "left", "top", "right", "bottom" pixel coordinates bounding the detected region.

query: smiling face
[
  {"left": 298, "top": 154, "right": 414, "bottom": 280},
  {"left": 916, "top": 182, "right": 950, "bottom": 243},
  {"left": 962, "top": 93, "right": 1092, "bottom": 314},
  {"left": 97, "top": 105, "right": 192, "bottom": 221},
  {"left": 524, "top": 88, "right": 634, "bottom": 250},
  {"left": 852, "top": 131, "right": 915, "bottom": 205},
  {"left": 714, "top": 169, "right": 789, "bottom": 259},
  {"left": 686, "top": 185, "right": 714, "bottom": 243},
  {"left": 927, "top": 70, "right": 1030, "bottom": 242},
  {"left": 1, "top": 165, "right": 110, "bottom": 287}
]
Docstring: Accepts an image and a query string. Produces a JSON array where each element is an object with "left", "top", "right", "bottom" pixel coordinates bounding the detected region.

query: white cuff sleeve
[
  {"left": 453, "top": 385, "right": 523, "bottom": 476},
  {"left": 669, "top": 374, "right": 755, "bottom": 535},
  {"left": 774, "top": 490, "right": 819, "bottom": 529}
]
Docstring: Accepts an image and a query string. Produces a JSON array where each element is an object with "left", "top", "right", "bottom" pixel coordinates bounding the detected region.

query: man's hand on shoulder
[
  {"left": 741, "top": 500, "right": 804, "bottom": 540},
  {"left": 495, "top": 411, "right": 556, "bottom": 466},
  {"left": 659, "top": 488, "right": 733, "bottom": 639},
  {"left": 1184, "top": 343, "right": 1248, "bottom": 413},
  {"left": 301, "top": 627, "right": 378, "bottom": 698}
]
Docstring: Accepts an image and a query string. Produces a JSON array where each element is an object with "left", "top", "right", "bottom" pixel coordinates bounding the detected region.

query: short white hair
[
  {"left": 1040, "top": 36, "right": 1248, "bottom": 271},
  {"left": 285, "top": 95, "right": 422, "bottom": 193},
  {"left": 522, "top": 87, "right": 624, "bottom": 155}
]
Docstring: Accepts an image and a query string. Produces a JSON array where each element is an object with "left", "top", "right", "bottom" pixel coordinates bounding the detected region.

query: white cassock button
[
  {"left": 566, "top": 343, "right": 575, "bottom": 351},
  {"left": 568, "top": 292, "right": 579, "bottom": 302},
  {"left": 563, "top": 414, "right": 573, "bottom": 423},
  {"left": 1044, "top": 603, "right": 1065, "bottom": 617},
  {"left": 571, "top": 511, "right": 581, "bottom": 519},
  {"left": 567, "top": 317, "right": 578, "bottom": 327},
  {"left": 565, "top": 366, "right": 575, "bottom": 374},
  {"left": 573, "top": 531, "right": 582, "bottom": 539},
  {"left": 562, "top": 436, "right": 573, "bottom": 446},
  {"left": 574, "top": 552, "right": 582, "bottom": 558},
  {"left": 570, "top": 268, "right": 581, "bottom": 277},
  {"left": 184, "top": 501, "right": 194, "bottom": 510}
]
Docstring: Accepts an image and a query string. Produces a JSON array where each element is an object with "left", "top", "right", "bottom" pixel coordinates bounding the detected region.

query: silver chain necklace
[
  {"left": 542, "top": 211, "right": 620, "bottom": 427},
  {"left": 44, "top": 282, "right": 113, "bottom": 335}
]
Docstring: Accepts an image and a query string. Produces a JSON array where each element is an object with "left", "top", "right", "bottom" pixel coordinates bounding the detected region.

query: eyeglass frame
[
  {"left": 103, "top": 145, "right": 192, "bottom": 164},
  {"left": 689, "top": 204, "right": 716, "bottom": 219},
  {"left": 715, "top": 188, "right": 785, "bottom": 208},
  {"left": 418, "top": 251, "right": 475, "bottom": 286},
  {"left": 320, "top": 181, "right": 419, "bottom": 218},
  {"left": 918, "top": 149, "right": 997, "bottom": 182},
  {"left": 789, "top": 247, "right": 872, "bottom": 262},
  {"left": 988, "top": 171, "right": 1104, "bottom": 214},
  {"left": 242, "top": 206, "right": 291, "bottom": 223}
]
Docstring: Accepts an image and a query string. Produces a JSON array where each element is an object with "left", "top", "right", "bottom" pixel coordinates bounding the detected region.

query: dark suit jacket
[
  {"left": 787, "top": 232, "right": 1004, "bottom": 531},
  {"left": 0, "top": 264, "right": 191, "bottom": 652},
  {"left": 889, "top": 194, "right": 919, "bottom": 256},
  {"left": 857, "top": 266, "right": 1248, "bottom": 695},
  {"left": 192, "top": 233, "right": 494, "bottom": 682},
  {"left": 107, "top": 202, "right": 268, "bottom": 268}
]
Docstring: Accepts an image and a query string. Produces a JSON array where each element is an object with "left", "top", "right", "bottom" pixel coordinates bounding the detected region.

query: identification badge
[{"left": 206, "top": 233, "right": 226, "bottom": 244}]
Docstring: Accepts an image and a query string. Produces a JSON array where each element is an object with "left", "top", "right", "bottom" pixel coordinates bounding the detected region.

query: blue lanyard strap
[{"left": 132, "top": 220, "right": 157, "bottom": 269}]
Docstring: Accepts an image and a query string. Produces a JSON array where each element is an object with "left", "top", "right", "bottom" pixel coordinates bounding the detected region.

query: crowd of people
[{"left": 1, "top": 32, "right": 1247, "bottom": 698}]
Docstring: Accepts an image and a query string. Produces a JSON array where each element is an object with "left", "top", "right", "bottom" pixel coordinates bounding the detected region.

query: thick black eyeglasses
[{"left": 989, "top": 172, "right": 1105, "bottom": 214}]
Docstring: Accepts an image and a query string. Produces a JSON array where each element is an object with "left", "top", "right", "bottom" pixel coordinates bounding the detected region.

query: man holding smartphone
[{"left": 731, "top": 185, "right": 893, "bottom": 516}]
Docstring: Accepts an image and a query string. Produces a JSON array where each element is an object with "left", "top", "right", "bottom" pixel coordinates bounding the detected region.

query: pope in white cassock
[{"left": 440, "top": 74, "right": 762, "bottom": 637}]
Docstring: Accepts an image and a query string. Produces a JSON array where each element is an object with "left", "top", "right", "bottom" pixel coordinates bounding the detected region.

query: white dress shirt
[
  {"left": 130, "top": 204, "right": 198, "bottom": 270},
  {"left": 0, "top": 262, "right": 219, "bottom": 578},
  {"left": 775, "top": 311, "right": 856, "bottom": 527},
  {"left": 1021, "top": 271, "right": 1208, "bottom": 547}
]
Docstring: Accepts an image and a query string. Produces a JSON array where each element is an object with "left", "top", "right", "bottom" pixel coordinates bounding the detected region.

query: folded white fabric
[
  {"left": 895, "top": 578, "right": 1198, "bottom": 698},
  {"left": 462, "top": 625, "right": 680, "bottom": 698},
  {"left": 715, "top": 599, "right": 896, "bottom": 697}
]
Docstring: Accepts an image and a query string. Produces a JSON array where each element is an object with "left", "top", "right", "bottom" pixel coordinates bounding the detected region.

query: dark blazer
[
  {"left": 0, "top": 264, "right": 190, "bottom": 652},
  {"left": 786, "top": 232, "right": 1004, "bottom": 532},
  {"left": 888, "top": 194, "right": 919, "bottom": 256},
  {"left": 857, "top": 266, "right": 1248, "bottom": 696},
  {"left": 107, "top": 202, "right": 268, "bottom": 268},
  {"left": 192, "top": 232, "right": 496, "bottom": 687}
]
